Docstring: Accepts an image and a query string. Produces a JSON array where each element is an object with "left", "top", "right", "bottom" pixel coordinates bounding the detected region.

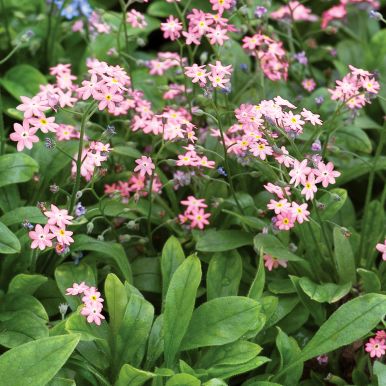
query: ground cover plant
[{"left": 0, "top": 0, "right": 386, "bottom": 385}]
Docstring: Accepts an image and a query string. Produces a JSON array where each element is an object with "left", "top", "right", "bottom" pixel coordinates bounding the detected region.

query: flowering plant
[{"left": 0, "top": 0, "right": 385, "bottom": 385}]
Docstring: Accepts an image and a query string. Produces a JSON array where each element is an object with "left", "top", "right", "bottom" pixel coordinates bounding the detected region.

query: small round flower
[
  {"left": 134, "top": 156, "right": 155, "bottom": 177},
  {"left": 29, "top": 224, "right": 55, "bottom": 250},
  {"left": 365, "top": 338, "right": 386, "bottom": 358}
]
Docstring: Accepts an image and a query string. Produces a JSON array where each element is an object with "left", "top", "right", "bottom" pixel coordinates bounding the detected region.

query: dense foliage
[{"left": 0, "top": 0, "right": 386, "bottom": 385}]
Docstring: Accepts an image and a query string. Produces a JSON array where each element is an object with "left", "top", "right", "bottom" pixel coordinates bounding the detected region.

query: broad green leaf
[
  {"left": 47, "top": 377, "right": 76, "bottom": 386},
  {"left": 203, "top": 380, "right": 227, "bottom": 386},
  {"left": 317, "top": 189, "right": 347, "bottom": 220},
  {"left": 0, "top": 153, "right": 38, "bottom": 188},
  {"left": 254, "top": 234, "right": 302, "bottom": 261},
  {"left": 0, "top": 221, "right": 21, "bottom": 254},
  {"left": 181, "top": 297, "right": 261, "bottom": 350},
  {"left": 115, "top": 364, "right": 155, "bottom": 386},
  {"left": 0, "top": 310, "right": 48, "bottom": 348},
  {"left": 8, "top": 274, "right": 47, "bottom": 295},
  {"left": 114, "top": 294, "right": 154, "bottom": 370},
  {"left": 0, "top": 334, "right": 80, "bottom": 386},
  {"left": 333, "top": 227, "right": 356, "bottom": 284},
  {"left": 298, "top": 277, "right": 351, "bottom": 304},
  {"left": 113, "top": 145, "right": 142, "bottom": 159},
  {"left": 248, "top": 252, "right": 265, "bottom": 300},
  {"left": 147, "top": 1, "right": 177, "bottom": 17},
  {"left": 357, "top": 268, "right": 381, "bottom": 293},
  {"left": 146, "top": 314, "right": 164, "bottom": 369},
  {"left": 196, "top": 230, "right": 253, "bottom": 252},
  {"left": 374, "top": 361, "right": 386, "bottom": 386},
  {"left": 65, "top": 313, "right": 109, "bottom": 342},
  {"left": 55, "top": 263, "right": 96, "bottom": 311},
  {"left": 207, "top": 356, "right": 270, "bottom": 379},
  {"left": 165, "top": 374, "right": 200, "bottom": 386},
  {"left": 72, "top": 235, "right": 132, "bottom": 283},
  {"left": 161, "top": 236, "right": 185, "bottom": 301},
  {"left": 0, "top": 64, "right": 47, "bottom": 99},
  {"left": 164, "top": 255, "right": 201, "bottom": 367},
  {"left": 277, "top": 294, "right": 386, "bottom": 377},
  {"left": 207, "top": 251, "right": 242, "bottom": 300},
  {"left": 0, "top": 206, "right": 47, "bottom": 226},
  {"left": 132, "top": 257, "right": 161, "bottom": 294},
  {"left": 196, "top": 341, "right": 262, "bottom": 369},
  {"left": 275, "top": 328, "right": 302, "bottom": 385},
  {"left": 335, "top": 126, "right": 372, "bottom": 154},
  {"left": 0, "top": 293, "right": 48, "bottom": 321},
  {"left": 104, "top": 273, "right": 128, "bottom": 335}
]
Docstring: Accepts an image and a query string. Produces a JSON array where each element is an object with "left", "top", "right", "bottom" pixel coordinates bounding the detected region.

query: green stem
[
  {"left": 68, "top": 103, "right": 97, "bottom": 213},
  {"left": 0, "top": 0, "right": 12, "bottom": 48}
]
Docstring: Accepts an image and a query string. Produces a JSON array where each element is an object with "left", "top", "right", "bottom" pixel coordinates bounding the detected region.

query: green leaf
[
  {"left": 0, "top": 206, "right": 47, "bottom": 226},
  {"left": 203, "top": 380, "right": 227, "bottom": 386},
  {"left": 132, "top": 257, "right": 161, "bottom": 294},
  {"left": 8, "top": 274, "right": 48, "bottom": 295},
  {"left": 0, "top": 64, "right": 47, "bottom": 99},
  {"left": 335, "top": 126, "right": 372, "bottom": 154},
  {"left": 104, "top": 273, "right": 128, "bottom": 335},
  {"left": 164, "top": 255, "right": 201, "bottom": 367},
  {"left": 317, "top": 189, "right": 347, "bottom": 220},
  {"left": 298, "top": 277, "right": 351, "bottom": 304},
  {"left": 165, "top": 374, "right": 200, "bottom": 386},
  {"left": 146, "top": 314, "right": 164, "bottom": 369},
  {"left": 65, "top": 313, "right": 109, "bottom": 342},
  {"left": 0, "top": 334, "right": 80, "bottom": 386},
  {"left": 115, "top": 364, "right": 155, "bottom": 386},
  {"left": 114, "top": 294, "right": 154, "bottom": 370},
  {"left": 279, "top": 294, "right": 386, "bottom": 377},
  {"left": 0, "top": 293, "right": 48, "bottom": 321},
  {"left": 357, "top": 268, "right": 381, "bottom": 293},
  {"left": 374, "top": 361, "right": 386, "bottom": 386},
  {"left": 0, "top": 221, "right": 21, "bottom": 254},
  {"left": 196, "top": 341, "right": 262, "bottom": 369},
  {"left": 0, "top": 153, "right": 38, "bottom": 188},
  {"left": 196, "top": 230, "right": 253, "bottom": 252},
  {"left": 333, "top": 227, "right": 356, "bottom": 284},
  {"left": 248, "top": 252, "right": 265, "bottom": 301},
  {"left": 275, "top": 328, "right": 302, "bottom": 385},
  {"left": 55, "top": 263, "right": 96, "bottom": 311},
  {"left": 147, "top": 1, "right": 177, "bottom": 17},
  {"left": 181, "top": 297, "right": 261, "bottom": 350},
  {"left": 0, "top": 310, "right": 48, "bottom": 348},
  {"left": 207, "top": 251, "right": 242, "bottom": 300},
  {"left": 161, "top": 236, "right": 185, "bottom": 301},
  {"left": 112, "top": 145, "right": 142, "bottom": 159},
  {"left": 72, "top": 235, "right": 132, "bottom": 283},
  {"left": 254, "top": 234, "right": 302, "bottom": 261}
]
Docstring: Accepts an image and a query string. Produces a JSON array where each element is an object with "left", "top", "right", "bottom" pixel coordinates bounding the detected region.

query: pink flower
[
  {"left": 314, "top": 162, "right": 340, "bottom": 188},
  {"left": 301, "top": 108, "right": 322, "bottom": 126},
  {"left": 206, "top": 26, "right": 229, "bottom": 45},
  {"left": 376, "top": 240, "right": 386, "bottom": 260},
  {"left": 51, "top": 226, "right": 74, "bottom": 246},
  {"left": 82, "top": 286, "right": 104, "bottom": 308},
  {"left": 16, "top": 95, "right": 49, "bottom": 118},
  {"left": 66, "top": 282, "right": 89, "bottom": 296},
  {"left": 291, "top": 202, "right": 310, "bottom": 224},
  {"left": 249, "top": 142, "right": 273, "bottom": 160},
  {"left": 289, "top": 159, "right": 311, "bottom": 187},
  {"left": 185, "top": 64, "right": 208, "bottom": 84},
  {"left": 161, "top": 16, "right": 183, "bottom": 41},
  {"left": 210, "top": 0, "right": 234, "bottom": 14},
  {"left": 376, "top": 330, "right": 386, "bottom": 340},
  {"left": 29, "top": 224, "right": 55, "bottom": 250},
  {"left": 10, "top": 120, "right": 39, "bottom": 151},
  {"left": 267, "top": 199, "right": 291, "bottom": 214},
  {"left": 29, "top": 115, "right": 59, "bottom": 133},
  {"left": 181, "top": 196, "right": 207, "bottom": 214},
  {"left": 187, "top": 208, "right": 211, "bottom": 229},
  {"left": 134, "top": 156, "right": 155, "bottom": 177},
  {"left": 81, "top": 303, "right": 105, "bottom": 325},
  {"left": 126, "top": 9, "right": 147, "bottom": 29},
  {"left": 302, "top": 78, "right": 316, "bottom": 92},
  {"left": 44, "top": 204, "right": 73, "bottom": 228},
  {"left": 263, "top": 254, "right": 288, "bottom": 271},
  {"left": 275, "top": 211, "right": 295, "bottom": 231},
  {"left": 301, "top": 173, "right": 317, "bottom": 201},
  {"left": 93, "top": 85, "right": 124, "bottom": 112},
  {"left": 365, "top": 338, "right": 386, "bottom": 358}
]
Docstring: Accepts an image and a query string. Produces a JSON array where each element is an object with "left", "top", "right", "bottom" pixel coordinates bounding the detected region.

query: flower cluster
[
  {"left": 147, "top": 52, "right": 182, "bottom": 76},
  {"left": 242, "top": 33, "right": 288, "bottom": 81},
  {"left": 365, "top": 330, "right": 386, "bottom": 358},
  {"left": 29, "top": 205, "right": 74, "bottom": 252},
  {"left": 71, "top": 141, "right": 110, "bottom": 181},
  {"left": 66, "top": 282, "right": 105, "bottom": 325},
  {"left": 329, "top": 65, "right": 380, "bottom": 109},
  {"left": 177, "top": 145, "right": 215, "bottom": 168},
  {"left": 179, "top": 196, "right": 211, "bottom": 230},
  {"left": 185, "top": 61, "right": 233, "bottom": 89},
  {"left": 270, "top": 1, "right": 318, "bottom": 22},
  {"left": 126, "top": 9, "right": 147, "bottom": 29}
]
